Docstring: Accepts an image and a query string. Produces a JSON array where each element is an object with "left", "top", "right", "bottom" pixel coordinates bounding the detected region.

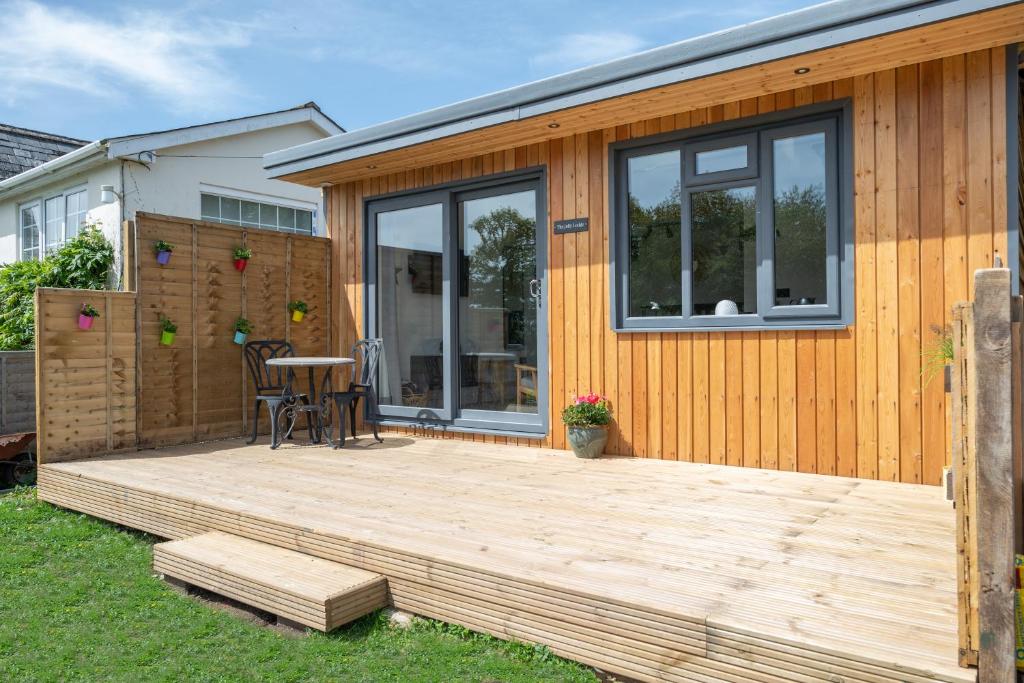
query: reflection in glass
[
  {"left": 695, "top": 145, "right": 747, "bottom": 175},
  {"left": 376, "top": 204, "right": 445, "bottom": 409},
  {"left": 627, "top": 151, "right": 681, "bottom": 317},
  {"left": 773, "top": 133, "right": 827, "bottom": 306},
  {"left": 459, "top": 191, "right": 537, "bottom": 414},
  {"left": 691, "top": 187, "right": 757, "bottom": 315}
]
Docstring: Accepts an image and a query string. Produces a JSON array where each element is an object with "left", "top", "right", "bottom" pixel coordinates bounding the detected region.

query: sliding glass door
[{"left": 367, "top": 175, "right": 546, "bottom": 433}]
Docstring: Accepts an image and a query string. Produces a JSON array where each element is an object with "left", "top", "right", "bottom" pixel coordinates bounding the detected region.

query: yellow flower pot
[{"left": 291, "top": 310, "right": 305, "bottom": 323}]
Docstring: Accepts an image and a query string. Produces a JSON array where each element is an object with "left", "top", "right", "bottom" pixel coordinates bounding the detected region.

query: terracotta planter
[
  {"left": 291, "top": 310, "right": 305, "bottom": 323},
  {"left": 233, "top": 331, "right": 247, "bottom": 345},
  {"left": 78, "top": 314, "right": 95, "bottom": 330},
  {"left": 156, "top": 250, "right": 172, "bottom": 265},
  {"left": 234, "top": 258, "right": 248, "bottom": 272},
  {"left": 160, "top": 330, "right": 175, "bottom": 346},
  {"left": 567, "top": 426, "right": 608, "bottom": 459}
]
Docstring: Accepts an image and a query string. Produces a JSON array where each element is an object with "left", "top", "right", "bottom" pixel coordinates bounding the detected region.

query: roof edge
[
  {"left": 265, "top": 0, "right": 1018, "bottom": 178},
  {"left": 0, "top": 141, "right": 108, "bottom": 201}
]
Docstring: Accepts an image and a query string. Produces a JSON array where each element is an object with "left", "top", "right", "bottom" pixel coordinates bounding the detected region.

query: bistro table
[{"left": 265, "top": 356, "right": 355, "bottom": 449}]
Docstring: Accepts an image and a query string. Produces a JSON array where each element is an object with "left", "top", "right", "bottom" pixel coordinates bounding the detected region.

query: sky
[{"left": 0, "top": 0, "right": 813, "bottom": 141}]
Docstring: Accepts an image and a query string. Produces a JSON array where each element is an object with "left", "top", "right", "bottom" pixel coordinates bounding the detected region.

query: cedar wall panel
[{"left": 327, "top": 49, "right": 1011, "bottom": 484}]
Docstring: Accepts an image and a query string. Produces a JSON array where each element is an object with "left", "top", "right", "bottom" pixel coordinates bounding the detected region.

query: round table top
[{"left": 265, "top": 356, "right": 355, "bottom": 367}]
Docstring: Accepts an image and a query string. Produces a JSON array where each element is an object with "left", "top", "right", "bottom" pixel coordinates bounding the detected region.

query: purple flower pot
[{"left": 156, "top": 250, "right": 172, "bottom": 265}]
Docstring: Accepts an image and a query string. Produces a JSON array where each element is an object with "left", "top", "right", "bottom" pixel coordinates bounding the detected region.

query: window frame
[
  {"left": 17, "top": 183, "right": 88, "bottom": 262},
  {"left": 18, "top": 199, "right": 41, "bottom": 262},
  {"left": 198, "top": 186, "right": 317, "bottom": 235},
  {"left": 609, "top": 99, "right": 854, "bottom": 332}
]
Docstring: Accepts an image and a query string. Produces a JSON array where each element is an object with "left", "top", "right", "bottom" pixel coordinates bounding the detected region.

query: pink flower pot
[{"left": 78, "top": 314, "right": 94, "bottom": 330}]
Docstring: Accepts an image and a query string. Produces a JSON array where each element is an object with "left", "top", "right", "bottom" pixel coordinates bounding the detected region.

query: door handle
[{"left": 529, "top": 278, "right": 542, "bottom": 306}]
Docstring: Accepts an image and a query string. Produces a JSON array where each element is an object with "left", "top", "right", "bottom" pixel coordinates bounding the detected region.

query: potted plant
[
  {"left": 78, "top": 303, "right": 100, "bottom": 330},
  {"left": 232, "top": 246, "right": 252, "bottom": 272},
  {"left": 154, "top": 240, "right": 174, "bottom": 265},
  {"left": 159, "top": 314, "right": 177, "bottom": 346},
  {"left": 561, "top": 393, "right": 612, "bottom": 459},
  {"left": 233, "top": 317, "right": 252, "bottom": 345},
  {"left": 288, "top": 300, "right": 308, "bottom": 323}
]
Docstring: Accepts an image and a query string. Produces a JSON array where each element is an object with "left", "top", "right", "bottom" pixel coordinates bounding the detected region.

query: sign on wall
[{"left": 553, "top": 218, "right": 589, "bottom": 235}]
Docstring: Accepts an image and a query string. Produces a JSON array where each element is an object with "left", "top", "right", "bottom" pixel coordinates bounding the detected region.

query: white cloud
[
  {"left": 530, "top": 32, "right": 647, "bottom": 73},
  {"left": 0, "top": 1, "right": 250, "bottom": 113}
]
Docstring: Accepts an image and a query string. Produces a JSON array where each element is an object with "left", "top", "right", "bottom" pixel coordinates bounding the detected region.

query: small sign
[{"left": 554, "top": 217, "right": 589, "bottom": 235}]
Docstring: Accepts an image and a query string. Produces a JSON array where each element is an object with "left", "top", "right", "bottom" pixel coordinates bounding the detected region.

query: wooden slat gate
[{"left": 950, "top": 267, "right": 1022, "bottom": 682}]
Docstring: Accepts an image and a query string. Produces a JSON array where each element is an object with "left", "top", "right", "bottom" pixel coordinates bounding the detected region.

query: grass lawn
[{"left": 0, "top": 488, "right": 597, "bottom": 682}]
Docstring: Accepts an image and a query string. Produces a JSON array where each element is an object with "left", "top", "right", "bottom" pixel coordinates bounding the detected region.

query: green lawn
[{"left": 0, "top": 488, "right": 596, "bottom": 683}]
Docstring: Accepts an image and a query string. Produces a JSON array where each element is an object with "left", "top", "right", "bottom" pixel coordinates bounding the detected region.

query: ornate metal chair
[
  {"left": 330, "top": 339, "right": 384, "bottom": 446},
  {"left": 244, "top": 340, "right": 314, "bottom": 445}
]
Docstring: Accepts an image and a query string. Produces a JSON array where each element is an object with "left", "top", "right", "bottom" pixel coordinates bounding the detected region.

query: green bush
[{"left": 0, "top": 226, "right": 114, "bottom": 350}]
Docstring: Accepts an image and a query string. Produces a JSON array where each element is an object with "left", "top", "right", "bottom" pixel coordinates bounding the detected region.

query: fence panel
[
  {"left": 0, "top": 351, "right": 35, "bottom": 434},
  {"left": 34, "top": 288, "right": 137, "bottom": 464},
  {"left": 133, "top": 213, "right": 332, "bottom": 447}
]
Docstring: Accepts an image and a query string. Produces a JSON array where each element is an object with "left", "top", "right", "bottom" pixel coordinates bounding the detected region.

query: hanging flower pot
[
  {"left": 233, "top": 246, "right": 252, "bottom": 272},
  {"left": 154, "top": 240, "right": 174, "bottom": 265},
  {"left": 288, "top": 300, "right": 308, "bottom": 322},
  {"left": 78, "top": 303, "right": 100, "bottom": 330},
  {"left": 159, "top": 314, "right": 177, "bottom": 346},
  {"left": 234, "top": 317, "right": 252, "bottom": 345}
]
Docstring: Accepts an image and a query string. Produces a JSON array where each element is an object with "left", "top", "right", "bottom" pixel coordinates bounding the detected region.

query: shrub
[
  {"left": 288, "top": 300, "right": 308, "bottom": 313},
  {"left": 234, "top": 317, "right": 252, "bottom": 334},
  {"left": 159, "top": 315, "right": 177, "bottom": 334},
  {"left": 561, "top": 393, "right": 612, "bottom": 427},
  {"left": 0, "top": 225, "right": 115, "bottom": 350},
  {"left": 233, "top": 246, "right": 252, "bottom": 260}
]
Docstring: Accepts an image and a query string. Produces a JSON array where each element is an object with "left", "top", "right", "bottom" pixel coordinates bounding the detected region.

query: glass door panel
[
  {"left": 373, "top": 201, "right": 451, "bottom": 419},
  {"left": 457, "top": 188, "right": 540, "bottom": 424}
]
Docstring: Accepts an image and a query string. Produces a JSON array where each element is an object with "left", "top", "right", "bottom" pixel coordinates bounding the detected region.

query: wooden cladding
[
  {"left": 327, "top": 48, "right": 1011, "bottom": 485},
  {"left": 34, "top": 288, "right": 137, "bottom": 464},
  {"left": 133, "top": 213, "right": 331, "bottom": 448}
]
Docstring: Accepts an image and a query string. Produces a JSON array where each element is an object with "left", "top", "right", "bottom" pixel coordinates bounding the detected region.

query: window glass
[
  {"left": 690, "top": 186, "right": 757, "bottom": 315},
  {"left": 627, "top": 150, "right": 681, "bottom": 317},
  {"left": 241, "top": 201, "right": 259, "bottom": 227},
  {"left": 259, "top": 203, "right": 278, "bottom": 229},
  {"left": 772, "top": 132, "right": 828, "bottom": 306},
  {"left": 279, "top": 207, "right": 296, "bottom": 230},
  {"left": 376, "top": 204, "right": 445, "bottom": 409},
  {"left": 296, "top": 210, "right": 313, "bottom": 232},
  {"left": 65, "top": 190, "right": 87, "bottom": 239},
  {"left": 695, "top": 145, "right": 748, "bottom": 175},
  {"left": 200, "top": 193, "right": 220, "bottom": 220},
  {"left": 221, "top": 197, "right": 240, "bottom": 223},
  {"left": 44, "top": 196, "right": 63, "bottom": 253},
  {"left": 20, "top": 203, "right": 41, "bottom": 261}
]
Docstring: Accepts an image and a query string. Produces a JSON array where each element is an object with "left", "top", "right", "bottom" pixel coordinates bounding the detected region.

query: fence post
[{"left": 970, "top": 268, "right": 1015, "bottom": 682}]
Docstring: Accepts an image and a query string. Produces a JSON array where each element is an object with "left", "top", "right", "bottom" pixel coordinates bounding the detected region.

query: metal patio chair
[
  {"left": 329, "top": 339, "right": 384, "bottom": 446},
  {"left": 244, "top": 340, "right": 314, "bottom": 445}
]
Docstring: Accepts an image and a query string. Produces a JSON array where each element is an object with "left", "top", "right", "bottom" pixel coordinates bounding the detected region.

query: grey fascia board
[
  {"left": 0, "top": 141, "right": 108, "bottom": 201},
  {"left": 264, "top": 0, "right": 1018, "bottom": 178},
  {"left": 107, "top": 107, "right": 337, "bottom": 158}
]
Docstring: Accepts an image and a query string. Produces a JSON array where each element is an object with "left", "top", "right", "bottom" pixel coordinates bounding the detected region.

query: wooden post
[{"left": 971, "top": 268, "right": 1015, "bottom": 682}]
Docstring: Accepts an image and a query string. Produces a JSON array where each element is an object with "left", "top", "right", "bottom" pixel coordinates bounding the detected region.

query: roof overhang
[
  {"left": 0, "top": 141, "right": 108, "bottom": 201},
  {"left": 265, "top": 0, "right": 1024, "bottom": 185}
]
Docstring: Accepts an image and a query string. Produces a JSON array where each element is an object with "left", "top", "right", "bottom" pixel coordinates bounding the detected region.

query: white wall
[{"left": 0, "top": 120, "right": 329, "bottom": 283}]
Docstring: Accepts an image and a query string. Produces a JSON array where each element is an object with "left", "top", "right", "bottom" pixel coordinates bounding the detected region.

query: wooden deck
[{"left": 37, "top": 436, "right": 971, "bottom": 682}]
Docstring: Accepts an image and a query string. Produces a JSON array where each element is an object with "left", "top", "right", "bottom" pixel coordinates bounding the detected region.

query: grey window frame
[
  {"left": 609, "top": 99, "right": 854, "bottom": 332},
  {"left": 684, "top": 131, "right": 758, "bottom": 186}
]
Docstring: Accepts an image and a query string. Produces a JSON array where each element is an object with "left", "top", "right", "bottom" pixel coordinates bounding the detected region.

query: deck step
[{"left": 153, "top": 532, "right": 388, "bottom": 631}]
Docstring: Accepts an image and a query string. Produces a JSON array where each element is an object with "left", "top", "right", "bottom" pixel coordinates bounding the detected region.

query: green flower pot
[
  {"left": 567, "top": 426, "right": 608, "bottom": 459},
  {"left": 160, "top": 330, "right": 175, "bottom": 346}
]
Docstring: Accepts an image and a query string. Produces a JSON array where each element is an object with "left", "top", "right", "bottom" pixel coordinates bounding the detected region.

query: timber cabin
[{"left": 33, "top": 1, "right": 1024, "bottom": 682}]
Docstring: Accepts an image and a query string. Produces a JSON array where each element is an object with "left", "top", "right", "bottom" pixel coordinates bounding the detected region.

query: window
[
  {"left": 612, "top": 103, "right": 850, "bottom": 330},
  {"left": 200, "top": 191, "right": 315, "bottom": 235},
  {"left": 18, "top": 186, "right": 87, "bottom": 261}
]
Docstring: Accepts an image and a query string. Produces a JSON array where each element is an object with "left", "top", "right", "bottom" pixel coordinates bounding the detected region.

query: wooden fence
[
  {"left": 130, "top": 213, "right": 331, "bottom": 447},
  {"left": 950, "top": 267, "right": 1021, "bottom": 681},
  {"left": 34, "top": 289, "right": 137, "bottom": 464},
  {"left": 0, "top": 351, "right": 35, "bottom": 435}
]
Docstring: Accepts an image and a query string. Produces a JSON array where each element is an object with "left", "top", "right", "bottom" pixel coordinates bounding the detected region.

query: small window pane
[
  {"left": 627, "top": 151, "right": 681, "bottom": 317},
  {"left": 259, "top": 203, "right": 278, "bottom": 228},
  {"left": 221, "top": 197, "right": 240, "bottom": 223},
  {"left": 241, "top": 201, "right": 259, "bottom": 226},
  {"left": 279, "top": 207, "right": 296, "bottom": 230},
  {"left": 296, "top": 210, "right": 313, "bottom": 233},
  {"left": 65, "top": 190, "right": 87, "bottom": 238},
  {"left": 20, "top": 203, "right": 40, "bottom": 261},
  {"left": 691, "top": 186, "right": 757, "bottom": 315},
  {"left": 44, "top": 196, "right": 63, "bottom": 252},
  {"left": 695, "top": 145, "right": 748, "bottom": 175},
  {"left": 200, "top": 193, "right": 220, "bottom": 220},
  {"left": 773, "top": 132, "right": 827, "bottom": 306}
]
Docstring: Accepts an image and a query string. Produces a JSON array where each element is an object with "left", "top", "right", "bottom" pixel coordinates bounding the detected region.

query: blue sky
[{"left": 0, "top": 0, "right": 812, "bottom": 141}]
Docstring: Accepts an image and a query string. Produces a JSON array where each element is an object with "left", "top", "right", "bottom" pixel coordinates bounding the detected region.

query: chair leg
[
  {"left": 367, "top": 388, "right": 383, "bottom": 442},
  {"left": 334, "top": 397, "right": 347, "bottom": 448},
  {"left": 248, "top": 400, "right": 262, "bottom": 444},
  {"left": 267, "top": 399, "right": 282, "bottom": 449},
  {"left": 349, "top": 397, "right": 359, "bottom": 438},
  {"left": 299, "top": 395, "right": 315, "bottom": 442}
]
